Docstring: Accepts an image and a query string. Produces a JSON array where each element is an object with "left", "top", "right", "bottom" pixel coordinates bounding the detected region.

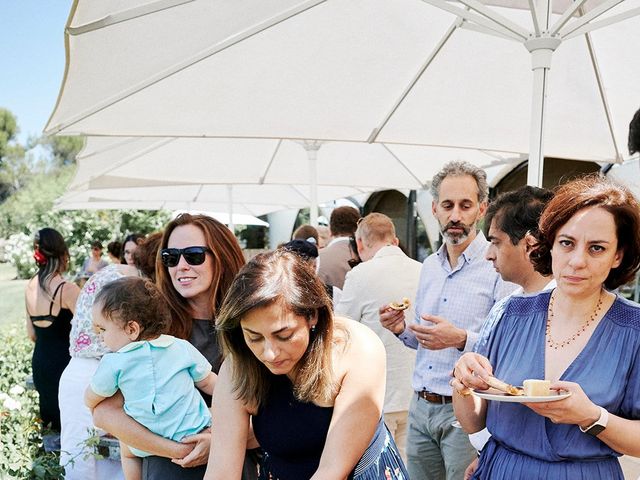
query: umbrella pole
[
  {"left": 525, "top": 37, "right": 560, "bottom": 187},
  {"left": 227, "top": 184, "right": 235, "bottom": 233},
  {"left": 304, "top": 141, "right": 322, "bottom": 226}
]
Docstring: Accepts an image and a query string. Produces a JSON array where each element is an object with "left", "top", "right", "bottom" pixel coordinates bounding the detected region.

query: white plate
[{"left": 472, "top": 388, "right": 571, "bottom": 403}]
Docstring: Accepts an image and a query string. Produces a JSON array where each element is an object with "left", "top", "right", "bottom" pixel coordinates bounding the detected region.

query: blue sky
[{"left": 0, "top": 1, "right": 73, "bottom": 144}]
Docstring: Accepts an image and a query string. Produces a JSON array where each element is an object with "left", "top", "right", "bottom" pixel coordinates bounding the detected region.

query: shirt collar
[
  {"left": 117, "top": 334, "right": 175, "bottom": 353},
  {"left": 372, "top": 244, "right": 402, "bottom": 259},
  {"left": 326, "top": 236, "right": 350, "bottom": 247}
]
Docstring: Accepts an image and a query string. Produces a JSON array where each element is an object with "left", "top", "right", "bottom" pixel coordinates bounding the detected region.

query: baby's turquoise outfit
[{"left": 91, "top": 334, "right": 212, "bottom": 457}]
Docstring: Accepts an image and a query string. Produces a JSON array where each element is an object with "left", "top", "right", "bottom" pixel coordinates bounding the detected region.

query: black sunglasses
[{"left": 160, "top": 246, "right": 211, "bottom": 267}]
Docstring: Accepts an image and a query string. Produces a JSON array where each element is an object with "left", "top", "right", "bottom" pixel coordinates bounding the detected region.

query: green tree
[
  {"left": 0, "top": 108, "right": 18, "bottom": 161},
  {"left": 39, "top": 135, "right": 84, "bottom": 166}
]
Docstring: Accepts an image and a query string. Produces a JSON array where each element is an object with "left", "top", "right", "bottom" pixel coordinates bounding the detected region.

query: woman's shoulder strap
[{"left": 49, "top": 281, "right": 66, "bottom": 314}]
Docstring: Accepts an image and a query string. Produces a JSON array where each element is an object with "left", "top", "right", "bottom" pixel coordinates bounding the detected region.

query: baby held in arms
[{"left": 84, "top": 277, "right": 216, "bottom": 480}]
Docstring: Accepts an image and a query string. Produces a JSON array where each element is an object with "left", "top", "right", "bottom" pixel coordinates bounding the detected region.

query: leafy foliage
[
  {"left": 0, "top": 323, "right": 62, "bottom": 478},
  {"left": 0, "top": 108, "right": 18, "bottom": 161},
  {"left": 0, "top": 162, "right": 171, "bottom": 279},
  {"left": 38, "top": 136, "right": 84, "bottom": 167}
]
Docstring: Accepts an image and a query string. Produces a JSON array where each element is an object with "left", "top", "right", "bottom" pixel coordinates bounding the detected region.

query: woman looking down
[{"left": 205, "top": 250, "right": 408, "bottom": 480}]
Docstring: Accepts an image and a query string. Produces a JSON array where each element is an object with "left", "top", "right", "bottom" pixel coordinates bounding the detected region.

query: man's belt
[{"left": 417, "top": 390, "right": 452, "bottom": 404}]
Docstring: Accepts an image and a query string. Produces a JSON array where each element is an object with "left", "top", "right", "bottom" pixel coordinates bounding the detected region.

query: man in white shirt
[{"left": 335, "top": 213, "right": 421, "bottom": 460}]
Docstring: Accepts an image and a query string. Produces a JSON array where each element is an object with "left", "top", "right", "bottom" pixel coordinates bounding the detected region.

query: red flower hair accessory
[{"left": 33, "top": 248, "right": 48, "bottom": 266}]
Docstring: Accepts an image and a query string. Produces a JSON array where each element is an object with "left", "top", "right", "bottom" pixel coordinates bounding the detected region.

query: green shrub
[{"left": 0, "top": 323, "right": 63, "bottom": 479}]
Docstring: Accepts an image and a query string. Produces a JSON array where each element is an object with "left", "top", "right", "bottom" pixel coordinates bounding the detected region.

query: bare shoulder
[
  {"left": 62, "top": 280, "right": 81, "bottom": 298},
  {"left": 334, "top": 316, "right": 385, "bottom": 357},
  {"left": 116, "top": 264, "right": 140, "bottom": 277}
]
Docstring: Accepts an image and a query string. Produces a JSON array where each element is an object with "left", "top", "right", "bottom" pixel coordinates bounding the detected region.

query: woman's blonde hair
[
  {"left": 217, "top": 250, "right": 338, "bottom": 408},
  {"left": 156, "top": 214, "right": 245, "bottom": 339}
]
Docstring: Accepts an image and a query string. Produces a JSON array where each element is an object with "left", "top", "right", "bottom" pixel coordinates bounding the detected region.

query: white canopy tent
[{"left": 46, "top": 0, "right": 640, "bottom": 187}]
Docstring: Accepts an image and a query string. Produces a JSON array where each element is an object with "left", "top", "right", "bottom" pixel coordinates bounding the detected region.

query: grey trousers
[{"left": 406, "top": 394, "right": 476, "bottom": 480}]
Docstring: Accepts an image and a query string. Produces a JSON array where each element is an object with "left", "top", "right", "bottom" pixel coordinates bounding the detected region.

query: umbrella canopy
[
  {"left": 69, "top": 136, "right": 518, "bottom": 190},
  {"left": 46, "top": 0, "right": 640, "bottom": 187},
  {"left": 56, "top": 183, "right": 366, "bottom": 216},
  {"left": 63, "top": 136, "right": 520, "bottom": 224}
]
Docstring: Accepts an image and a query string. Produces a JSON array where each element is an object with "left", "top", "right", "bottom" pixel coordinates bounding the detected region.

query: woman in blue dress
[
  {"left": 204, "top": 250, "right": 408, "bottom": 480},
  {"left": 452, "top": 176, "right": 640, "bottom": 480}
]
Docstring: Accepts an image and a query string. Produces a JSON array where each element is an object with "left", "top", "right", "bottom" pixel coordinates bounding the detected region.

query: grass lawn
[{"left": 0, "top": 262, "right": 28, "bottom": 329}]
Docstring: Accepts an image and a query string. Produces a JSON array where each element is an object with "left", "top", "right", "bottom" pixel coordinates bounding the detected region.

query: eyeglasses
[{"left": 160, "top": 246, "right": 211, "bottom": 267}]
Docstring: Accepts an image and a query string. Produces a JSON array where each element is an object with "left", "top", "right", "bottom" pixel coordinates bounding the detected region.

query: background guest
[
  {"left": 25, "top": 228, "right": 80, "bottom": 432},
  {"left": 317, "top": 206, "right": 360, "bottom": 290},
  {"left": 336, "top": 213, "right": 420, "bottom": 460},
  {"left": 121, "top": 234, "right": 145, "bottom": 266},
  {"left": 81, "top": 241, "right": 109, "bottom": 279},
  {"left": 292, "top": 224, "right": 319, "bottom": 246},
  {"left": 107, "top": 241, "right": 122, "bottom": 264},
  {"left": 59, "top": 234, "right": 162, "bottom": 479}
]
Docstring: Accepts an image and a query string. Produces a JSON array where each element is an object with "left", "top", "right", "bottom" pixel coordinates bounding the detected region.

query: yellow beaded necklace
[{"left": 546, "top": 289, "right": 604, "bottom": 350}]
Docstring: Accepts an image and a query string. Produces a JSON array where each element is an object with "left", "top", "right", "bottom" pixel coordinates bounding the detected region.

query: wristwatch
[{"left": 579, "top": 406, "right": 609, "bottom": 436}]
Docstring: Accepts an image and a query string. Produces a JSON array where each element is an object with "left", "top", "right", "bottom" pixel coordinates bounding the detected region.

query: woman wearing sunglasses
[{"left": 93, "top": 214, "right": 257, "bottom": 479}]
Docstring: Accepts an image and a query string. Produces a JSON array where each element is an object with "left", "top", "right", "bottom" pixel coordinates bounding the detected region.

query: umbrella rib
[
  {"left": 76, "top": 136, "right": 141, "bottom": 160},
  {"left": 458, "top": 22, "right": 522, "bottom": 41},
  {"left": 548, "top": 0, "right": 588, "bottom": 36},
  {"left": 380, "top": 144, "right": 427, "bottom": 189},
  {"left": 558, "top": 0, "right": 625, "bottom": 38},
  {"left": 66, "top": 0, "right": 195, "bottom": 35},
  {"left": 75, "top": 137, "right": 177, "bottom": 190},
  {"left": 455, "top": 0, "right": 530, "bottom": 40},
  {"left": 259, "top": 139, "right": 283, "bottom": 184},
  {"left": 47, "top": 0, "right": 328, "bottom": 135},
  {"left": 563, "top": 5, "right": 640, "bottom": 40},
  {"left": 528, "top": 0, "right": 542, "bottom": 36},
  {"left": 583, "top": 31, "right": 622, "bottom": 163},
  {"left": 420, "top": 0, "right": 524, "bottom": 41},
  {"left": 193, "top": 184, "right": 205, "bottom": 202},
  {"left": 367, "top": 17, "right": 460, "bottom": 144}
]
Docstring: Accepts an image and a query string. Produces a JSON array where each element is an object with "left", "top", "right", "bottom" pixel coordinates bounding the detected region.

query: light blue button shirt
[
  {"left": 398, "top": 231, "right": 516, "bottom": 395},
  {"left": 91, "top": 334, "right": 212, "bottom": 456}
]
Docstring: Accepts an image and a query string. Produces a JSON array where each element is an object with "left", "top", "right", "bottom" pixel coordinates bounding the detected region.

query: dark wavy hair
[
  {"left": 329, "top": 206, "right": 360, "bottom": 237},
  {"left": 216, "top": 250, "right": 338, "bottom": 409},
  {"left": 530, "top": 175, "right": 640, "bottom": 289},
  {"left": 156, "top": 214, "right": 245, "bottom": 339},
  {"left": 133, "top": 232, "right": 163, "bottom": 281},
  {"left": 485, "top": 186, "right": 553, "bottom": 245},
  {"left": 629, "top": 107, "right": 640, "bottom": 156},
  {"left": 107, "top": 241, "right": 122, "bottom": 259},
  {"left": 95, "top": 277, "right": 170, "bottom": 341},
  {"left": 33, "top": 228, "right": 69, "bottom": 294},
  {"left": 121, "top": 234, "right": 145, "bottom": 264}
]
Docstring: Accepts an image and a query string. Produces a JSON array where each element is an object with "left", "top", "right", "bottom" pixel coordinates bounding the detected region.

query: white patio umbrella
[
  {"left": 46, "top": 0, "right": 640, "bottom": 187},
  {"left": 65, "top": 136, "right": 520, "bottom": 225}
]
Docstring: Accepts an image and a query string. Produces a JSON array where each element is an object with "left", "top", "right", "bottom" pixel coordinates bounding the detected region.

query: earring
[{"left": 310, "top": 325, "right": 316, "bottom": 333}]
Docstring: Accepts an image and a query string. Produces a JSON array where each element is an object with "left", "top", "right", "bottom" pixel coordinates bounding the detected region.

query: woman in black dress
[{"left": 24, "top": 228, "right": 80, "bottom": 431}]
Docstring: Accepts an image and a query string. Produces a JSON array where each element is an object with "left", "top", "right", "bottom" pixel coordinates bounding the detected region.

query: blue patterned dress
[{"left": 473, "top": 292, "right": 640, "bottom": 479}]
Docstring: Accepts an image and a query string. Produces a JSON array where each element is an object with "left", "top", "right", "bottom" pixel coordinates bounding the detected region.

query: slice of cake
[{"left": 523, "top": 379, "right": 551, "bottom": 396}]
